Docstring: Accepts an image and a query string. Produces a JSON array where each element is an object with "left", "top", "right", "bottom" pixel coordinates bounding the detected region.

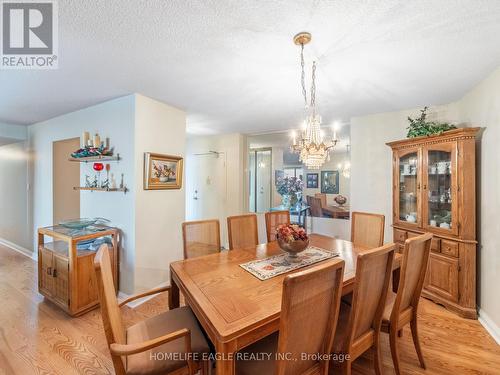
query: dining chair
[
  {"left": 227, "top": 213, "right": 258, "bottom": 250},
  {"left": 381, "top": 232, "right": 432, "bottom": 375},
  {"left": 236, "top": 259, "right": 345, "bottom": 375},
  {"left": 264, "top": 210, "right": 290, "bottom": 242},
  {"left": 331, "top": 243, "right": 396, "bottom": 375},
  {"left": 93, "top": 245, "right": 210, "bottom": 375},
  {"left": 182, "top": 219, "right": 221, "bottom": 259},
  {"left": 351, "top": 211, "right": 385, "bottom": 249},
  {"left": 314, "top": 193, "right": 328, "bottom": 208},
  {"left": 308, "top": 196, "right": 324, "bottom": 217}
]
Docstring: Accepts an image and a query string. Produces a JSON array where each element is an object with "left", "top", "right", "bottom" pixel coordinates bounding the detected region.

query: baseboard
[
  {"left": 478, "top": 308, "right": 500, "bottom": 345},
  {"left": 118, "top": 282, "right": 170, "bottom": 309},
  {"left": 0, "top": 237, "right": 36, "bottom": 261}
]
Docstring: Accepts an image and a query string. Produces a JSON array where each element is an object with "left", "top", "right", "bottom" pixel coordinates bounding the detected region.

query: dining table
[{"left": 169, "top": 233, "right": 401, "bottom": 375}]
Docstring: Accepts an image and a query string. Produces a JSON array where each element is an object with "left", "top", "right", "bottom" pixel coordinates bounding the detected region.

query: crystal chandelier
[{"left": 290, "top": 32, "right": 338, "bottom": 169}]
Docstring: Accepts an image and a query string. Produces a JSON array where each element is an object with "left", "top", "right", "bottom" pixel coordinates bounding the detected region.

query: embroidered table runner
[{"left": 240, "top": 246, "right": 339, "bottom": 281}]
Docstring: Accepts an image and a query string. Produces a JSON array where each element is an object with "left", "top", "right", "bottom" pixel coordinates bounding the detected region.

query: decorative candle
[
  {"left": 93, "top": 133, "right": 101, "bottom": 148},
  {"left": 105, "top": 137, "right": 110, "bottom": 149},
  {"left": 87, "top": 138, "right": 94, "bottom": 147},
  {"left": 82, "top": 131, "right": 89, "bottom": 148}
]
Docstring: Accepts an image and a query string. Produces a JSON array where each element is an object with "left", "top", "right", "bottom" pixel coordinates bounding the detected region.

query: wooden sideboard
[
  {"left": 38, "top": 225, "right": 119, "bottom": 316},
  {"left": 387, "top": 128, "right": 480, "bottom": 319}
]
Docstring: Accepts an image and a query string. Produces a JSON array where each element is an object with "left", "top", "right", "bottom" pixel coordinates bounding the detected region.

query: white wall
[
  {"left": 28, "top": 95, "right": 136, "bottom": 293},
  {"left": 349, "top": 67, "right": 500, "bottom": 336},
  {"left": 134, "top": 94, "right": 186, "bottom": 291},
  {"left": 0, "top": 141, "right": 30, "bottom": 251}
]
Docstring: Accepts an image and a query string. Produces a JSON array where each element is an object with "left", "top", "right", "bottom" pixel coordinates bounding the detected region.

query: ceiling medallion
[{"left": 290, "top": 32, "right": 338, "bottom": 169}]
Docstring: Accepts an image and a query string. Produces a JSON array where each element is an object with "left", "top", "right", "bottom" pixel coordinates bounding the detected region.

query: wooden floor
[{"left": 0, "top": 244, "right": 499, "bottom": 375}]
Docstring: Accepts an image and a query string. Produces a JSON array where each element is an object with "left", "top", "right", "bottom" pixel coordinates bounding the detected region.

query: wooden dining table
[{"left": 169, "top": 233, "right": 401, "bottom": 375}]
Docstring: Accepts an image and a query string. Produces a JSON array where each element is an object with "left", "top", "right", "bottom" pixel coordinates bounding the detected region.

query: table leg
[
  {"left": 215, "top": 341, "right": 237, "bottom": 375},
  {"left": 169, "top": 274, "right": 180, "bottom": 309}
]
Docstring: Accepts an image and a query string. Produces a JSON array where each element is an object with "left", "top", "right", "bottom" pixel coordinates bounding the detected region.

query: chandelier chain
[
  {"left": 300, "top": 43, "right": 308, "bottom": 108},
  {"left": 311, "top": 61, "right": 316, "bottom": 116}
]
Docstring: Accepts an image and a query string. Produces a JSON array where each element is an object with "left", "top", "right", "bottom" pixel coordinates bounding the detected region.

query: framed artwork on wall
[
  {"left": 306, "top": 173, "right": 319, "bottom": 188},
  {"left": 321, "top": 170, "right": 339, "bottom": 194},
  {"left": 144, "top": 152, "right": 183, "bottom": 190}
]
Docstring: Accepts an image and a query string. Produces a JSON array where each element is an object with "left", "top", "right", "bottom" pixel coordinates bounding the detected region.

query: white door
[{"left": 186, "top": 152, "right": 227, "bottom": 245}]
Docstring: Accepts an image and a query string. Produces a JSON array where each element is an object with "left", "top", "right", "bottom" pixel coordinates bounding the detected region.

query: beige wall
[
  {"left": 134, "top": 94, "right": 186, "bottom": 292},
  {"left": 0, "top": 141, "right": 30, "bottom": 251},
  {"left": 186, "top": 133, "right": 247, "bottom": 216},
  {"left": 350, "top": 67, "right": 500, "bottom": 339},
  {"left": 351, "top": 104, "right": 459, "bottom": 242},
  {"left": 455, "top": 68, "right": 500, "bottom": 338}
]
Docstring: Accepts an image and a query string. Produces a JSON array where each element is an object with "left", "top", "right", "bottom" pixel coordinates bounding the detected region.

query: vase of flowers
[
  {"left": 275, "top": 176, "right": 303, "bottom": 207},
  {"left": 276, "top": 224, "right": 309, "bottom": 260}
]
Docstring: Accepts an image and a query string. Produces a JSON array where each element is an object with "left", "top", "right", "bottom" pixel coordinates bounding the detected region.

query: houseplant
[
  {"left": 406, "top": 107, "right": 456, "bottom": 138},
  {"left": 275, "top": 176, "right": 303, "bottom": 207}
]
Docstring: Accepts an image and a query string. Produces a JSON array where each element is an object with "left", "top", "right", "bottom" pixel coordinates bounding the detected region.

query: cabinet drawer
[
  {"left": 431, "top": 238, "right": 441, "bottom": 253},
  {"left": 407, "top": 231, "right": 420, "bottom": 239},
  {"left": 394, "top": 229, "right": 407, "bottom": 243},
  {"left": 441, "top": 240, "right": 459, "bottom": 257}
]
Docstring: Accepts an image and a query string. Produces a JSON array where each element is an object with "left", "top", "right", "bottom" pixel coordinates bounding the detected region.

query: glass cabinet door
[
  {"left": 424, "top": 144, "right": 457, "bottom": 234},
  {"left": 396, "top": 149, "right": 420, "bottom": 226}
]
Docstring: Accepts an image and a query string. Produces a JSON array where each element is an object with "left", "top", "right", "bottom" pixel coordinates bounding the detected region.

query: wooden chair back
[
  {"left": 227, "top": 214, "right": 258, "bottom": 250},
  {"left": 351, "top": 211, "right": 385, "bottom": 249},
  {"left": 308, "top": 196, "right": 323, "bottom": 217},
  {"left": 264, "top": 210, "right": 290, "bottom": 242},
  {"left": 392, "top": 233, "right": 432, "bottom": 319},
  {"left": 315, "top": 193, "right": 327, "bottom": 208},
  {"left": 347, "top": 244, "right": 395, "bottom": 351},
  {"left": 93, "top": 245, "right": 126, "bottom": 373},
  {"left": 276, "top": 259, "right": 345, "bottom": 375},
  {"left": 182, "top": 219, "right": 221, "bottom": 259}
]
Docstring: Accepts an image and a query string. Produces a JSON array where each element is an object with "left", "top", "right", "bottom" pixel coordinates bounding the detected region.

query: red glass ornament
[{"left": 93, "top": 163, "right": 104, "bottom": 172}]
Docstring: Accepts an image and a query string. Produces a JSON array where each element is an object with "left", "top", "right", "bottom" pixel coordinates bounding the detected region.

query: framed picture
[
  {"left": 144, "top": 152, "right": 183, "bottom": 190},
  {"left": 306, "top": 173, "right": 319, "bottom": 188},
  {"left": 321, "top": 170, "right": 339, "bottom": 194}
]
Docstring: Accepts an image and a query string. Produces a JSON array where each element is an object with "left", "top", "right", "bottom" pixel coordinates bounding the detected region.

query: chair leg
[
  {"left": 340, "top": 360, "right": 352, "bottom": 375},
  {"left": 373, "top": 334, "right": 383, "bottom": 375},
  {"left": 410, "top": 318, "right": 426, "bottom": 369},
  {"left": 389, "top": 326, "right": 401, "bottom": 375}
]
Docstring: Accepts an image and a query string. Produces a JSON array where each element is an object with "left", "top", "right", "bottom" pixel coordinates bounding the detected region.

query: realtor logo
[{"left": 1, "top": 0, "right": 58, "bottom": 69}]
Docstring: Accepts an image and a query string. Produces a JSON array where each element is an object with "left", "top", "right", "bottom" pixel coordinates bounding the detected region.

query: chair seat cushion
[
  {"left": 126, "top": 306, "right": 210, "bottom": 375},
  {"left": 332, "top": 302, "right": 351, "bottom": 353},
  {"left": 236, "top": 332, "right": 278, "bottom": 375}
]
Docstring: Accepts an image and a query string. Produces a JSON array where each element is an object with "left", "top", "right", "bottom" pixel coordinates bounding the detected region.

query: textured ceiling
[{"left": 1, "top": 0, "right": 500, "bottom": 135}]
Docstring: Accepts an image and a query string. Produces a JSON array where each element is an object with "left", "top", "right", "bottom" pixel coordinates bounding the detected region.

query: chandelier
[{"left": 290, "top": 32, "right": 338, "bottom": 169}]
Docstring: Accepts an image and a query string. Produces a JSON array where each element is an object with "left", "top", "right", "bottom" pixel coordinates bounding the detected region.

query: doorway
[
  {"left": 53, "top": 138, "right": 80, "bottom": 224},
  {"left": 249, "top": 148, "right": 272, "bottom": 212},
  {"left": 186, "top": 151, "right": 228, "bottom": 244}
]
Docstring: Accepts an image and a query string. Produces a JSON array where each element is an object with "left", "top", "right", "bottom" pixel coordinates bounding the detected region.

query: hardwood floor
[{"left": 0, "top": 243, "right": 498, "bottom": 374}]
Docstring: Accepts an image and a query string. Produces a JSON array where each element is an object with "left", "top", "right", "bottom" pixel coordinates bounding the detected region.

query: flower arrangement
[
  {"left": 276, "top": 223, "right": 308, "bottom": 244},
  {"left": 153, "top": 163, "right": 175, "bottom": 179},
  {"left": 275, "top": 176, "right": 303, "bottom": 196}
]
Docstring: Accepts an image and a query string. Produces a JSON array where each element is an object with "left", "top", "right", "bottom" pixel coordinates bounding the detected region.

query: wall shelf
[
  {"left": 68, "top": 154, "right": 120, "bottom": 163},
  {"left": 73, "top": 186, "right": 128, "bottom": 194}
]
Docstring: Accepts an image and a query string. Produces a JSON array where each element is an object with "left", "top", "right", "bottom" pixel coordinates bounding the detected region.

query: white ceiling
[{"left": 1, "top": 0, "right": 500, "bottom": 135}]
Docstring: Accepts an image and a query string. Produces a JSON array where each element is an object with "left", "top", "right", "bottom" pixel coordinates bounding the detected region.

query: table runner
[{"left": 239, "top": 246, "right": 339, "bottom": 281}]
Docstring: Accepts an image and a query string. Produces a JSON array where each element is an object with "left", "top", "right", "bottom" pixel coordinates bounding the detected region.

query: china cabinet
[
  {"left": 38, "top": 225, "right": 119, "bottom": 316},
  {"left": 387, "top": 128, "right": 480, "bottom": 318}
]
